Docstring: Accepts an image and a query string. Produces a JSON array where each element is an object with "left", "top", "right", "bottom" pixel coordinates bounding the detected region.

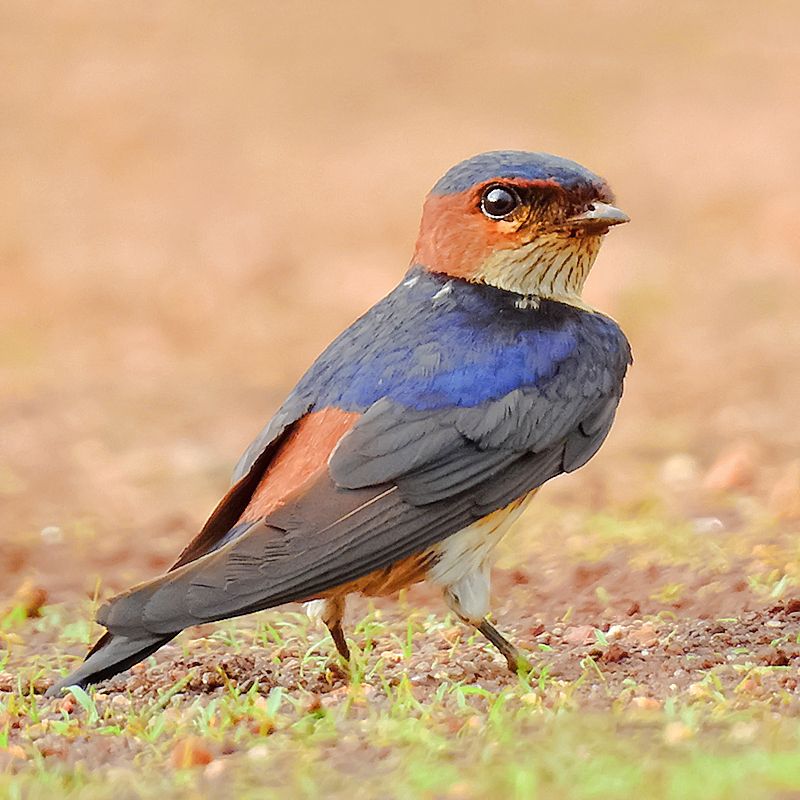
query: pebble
[
  {"left": 660, "top": 454, "right": 699, "bottom": 488},
  {"left": 170, "top": 738, "right": 213, "bottom": 769},
  {"left": 631, "top": 696, "right": 661, "bottom": 710},
  {"left": 692, "top": 517, "right": 725, "bottom": 534},
  {"left": 247, "top": 745, "right": 270, "bottom": 760},
  {"left": 204, "top": 759, "right": 229, "bottom": 779},
  {"left": 703, "top": 442, "right": 757, "bottom": 492},
  {"left": 663, "top": 721, "right": 693, "bottom": 744},
  {"left": 606, "top": 625, "right": 625, "bottom": 640},
  {"left": 40, "top": 525, "right": 63, "bottom": 543}
]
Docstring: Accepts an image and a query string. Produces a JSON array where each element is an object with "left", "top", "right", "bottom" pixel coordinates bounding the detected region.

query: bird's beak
[{"left": 565, "top": 202, "right": 630, "bottom": 232}]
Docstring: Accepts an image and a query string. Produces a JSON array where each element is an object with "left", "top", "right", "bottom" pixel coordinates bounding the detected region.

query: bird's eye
[{"left": 480, "top": 185, "right": 520, "bottom": 219}]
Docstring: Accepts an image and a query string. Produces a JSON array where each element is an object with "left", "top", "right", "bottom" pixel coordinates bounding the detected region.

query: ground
[
  {"left": 2, "top": 2, "right": 800, "bottom": 798},
  {"left": 4, "top": 498, "right": 800, "bottom": 798}
]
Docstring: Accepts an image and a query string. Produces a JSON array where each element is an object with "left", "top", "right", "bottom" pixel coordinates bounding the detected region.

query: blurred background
[{"left": 1, "top": 2, "right": 798, "bottom": 603}]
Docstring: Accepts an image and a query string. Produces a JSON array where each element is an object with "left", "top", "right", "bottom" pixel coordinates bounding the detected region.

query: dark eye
[{"left": 480, "top": 185, "right": 520, "bottom": 219}]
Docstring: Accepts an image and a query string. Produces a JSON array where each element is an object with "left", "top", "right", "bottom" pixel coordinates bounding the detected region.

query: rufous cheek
[{"left": 413, "top": 192, "right": 523, "bottom": 281}]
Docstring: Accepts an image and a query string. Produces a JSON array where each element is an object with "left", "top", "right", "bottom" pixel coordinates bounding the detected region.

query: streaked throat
[{"left": 474, "top": 234, "right": 602, "bottom": 310}]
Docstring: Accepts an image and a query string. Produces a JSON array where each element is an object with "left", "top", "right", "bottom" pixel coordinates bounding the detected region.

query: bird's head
[{"left": 413, "top": 151, "right": 628, "bottom": 307}]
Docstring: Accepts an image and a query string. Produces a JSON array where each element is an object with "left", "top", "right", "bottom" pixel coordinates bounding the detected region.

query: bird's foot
[{"left": 476, "top": 618, "right": 531, "bottom": 674}]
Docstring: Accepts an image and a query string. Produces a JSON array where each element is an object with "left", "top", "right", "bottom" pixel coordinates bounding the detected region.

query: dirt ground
[
  {"left": 1, "top": 2, "right": 800, "bottom": 797},
  {"left": 2, "top": 1, "right": 798, "bottom": 596}
]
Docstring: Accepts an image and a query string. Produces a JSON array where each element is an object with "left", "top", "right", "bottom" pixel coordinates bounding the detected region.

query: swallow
[{"left": 47, "top": 150, "right": 631, "bottom": 696}]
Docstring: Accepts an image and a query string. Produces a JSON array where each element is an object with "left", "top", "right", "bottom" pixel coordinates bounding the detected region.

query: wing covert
[{"left": 329, "top": 324, "right": 630, "bottom": 506}]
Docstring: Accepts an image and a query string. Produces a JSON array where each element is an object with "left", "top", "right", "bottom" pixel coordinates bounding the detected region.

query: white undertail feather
[
  {"left": 431, "top": 491, "right": 536, "bottom": 623},
  {"left": 304, "top": 599, "right": 328, "bottom": 622},
  {"left": 305, "top": 595, "right": 347, "bottom": 629}
]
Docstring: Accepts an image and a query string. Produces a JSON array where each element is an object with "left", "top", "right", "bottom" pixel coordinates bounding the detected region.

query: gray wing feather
[{"left": 330, "top": 358, "right": 623, "bottom": 507}]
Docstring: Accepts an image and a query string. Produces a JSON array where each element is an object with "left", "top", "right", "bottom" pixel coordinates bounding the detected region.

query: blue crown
[{"left": 431, "top": 150, "right": 605, "bottom": 196}]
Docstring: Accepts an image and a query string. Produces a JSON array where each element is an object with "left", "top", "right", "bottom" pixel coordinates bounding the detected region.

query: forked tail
[{"left": 45, "top": 630, "right": 177, "bottom": 698}]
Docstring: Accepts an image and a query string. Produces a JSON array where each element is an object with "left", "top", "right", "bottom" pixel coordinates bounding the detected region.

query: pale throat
[{"left": 474, "top": 234, "right": 602, "bottom": 310}]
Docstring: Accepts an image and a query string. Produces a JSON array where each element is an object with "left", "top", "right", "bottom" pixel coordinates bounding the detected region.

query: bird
[{"left": 46, "top": 150, "right": 632, "bottom": 697}]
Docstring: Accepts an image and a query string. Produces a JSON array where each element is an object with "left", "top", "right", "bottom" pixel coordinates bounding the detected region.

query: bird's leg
[
  {"left": 442, "top": 569, "right": 531, "bottom": 674},
  {"left": 327, "top": 617, "right": 351, "bottom": 662},
  {"left": 305, "top": 595, "right": 350, "bottom": 661},
  {"left": 475, "top": 618, "right": 531, "bottom": 674}
]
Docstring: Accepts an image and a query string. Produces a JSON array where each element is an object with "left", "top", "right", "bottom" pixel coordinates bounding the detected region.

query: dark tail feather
[{"left": 45, "top": 630, "right": 177, "bottom": 697}]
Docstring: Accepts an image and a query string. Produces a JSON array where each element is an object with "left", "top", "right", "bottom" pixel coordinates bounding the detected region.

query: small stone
[
  {"left": 703, "top": 442, "right": 757, "bottom": 492},
  {"left": 729, "top": 722, "right": 757, "bottom": 743},
  {"left": 762, "top": 648, "right": 791, "bottom": 667},
  {"left": 8, "top": 580, "right": 48, "bottom": 618},
  {"left": 529, "top": 623, "right": 546, "bottom": 636},
  {"left": 304, "top": 694, "right": 323, "bottom": 714},
  {"left": 629, "top": 624, "right": 658, "bottom": 647},
  {"left": 631, "top": 696, "right": 661, "bottom": 710},
  {"left": 204, "top": 759, "right": 229, "bottom": 780},
  {"left": 785, "top": 599, "right": 800, "bottom": 615},
  {"left": 692, "top": 517, "right": 724, "bottom": 534},
  {"left": 660, "top": 454, "right": 699, "bottom": 489},
  {"left": 626, "top": 601, "right": 641, "bottom": 617},
  {"left": 170, "top": 737, "right": 213, "bottom": 769},
  {"left": 663, "top": 721, "right": 693, "bottom": 744},
  {"left": 59, "top": 695, "right": 76, "bottom": 715},
  {"left": 5, "top": 745, "right": 27, "bottom": 761},
  {"left": 563, "top": 625, "right": 594, "bottom": 646},
  {"left": 599, "top": 643, "right": 629, "bottom": 664},
  {"left": 320, "top": 686, "right": 348, "bottom": 709},
  {"left": 248, "top": 745, "right": 270, "bottom": 760},
  {"left": 40, "top": 526, "right": 63, "bottom": 543}
]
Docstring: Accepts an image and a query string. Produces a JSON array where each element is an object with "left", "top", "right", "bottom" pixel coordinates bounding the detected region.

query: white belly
[{"left": 428, "top": 491, "right": 536, "bottom": 622}]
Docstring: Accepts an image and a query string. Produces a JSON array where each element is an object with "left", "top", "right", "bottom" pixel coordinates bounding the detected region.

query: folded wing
[{"left": 99, "top": 332, "right": 628, "bottom": 638}]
